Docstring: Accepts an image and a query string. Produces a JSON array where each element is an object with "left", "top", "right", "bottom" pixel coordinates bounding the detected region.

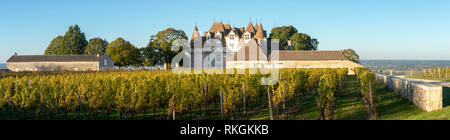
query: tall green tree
[
  {"left": 60, "top": 25, "right": 88, "bottom": 54},
  {"left": 270, "top": 25, "right": 319, "bottom": 50},
  {"left": 84, "top": 38, "right": 108, "bottom": 55},
  {"left": 269, "top": 25, "right": 297, "bottom": 50},
  {"left": 311, "top": 38, "right": 319, "bottom": 50},
  {"left": 44, "top": 36, "right": 63, "bottom": 55},
  {"left": 140, "top": 46, "right": 163, "bottom": 66},
  {"left": 106, "top": 37, "right": 140, "bottom": 66},
  {"left": 291, "top": 33, "right": 316, "bottom": 50},
  {"left": 148, "top": 28, "right": 187, "bottom": 66},
  {"left": 342, "top": 49, "right": 360, "bottom": 62}
]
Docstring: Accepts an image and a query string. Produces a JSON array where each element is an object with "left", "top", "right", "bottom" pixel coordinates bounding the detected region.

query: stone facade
[
  {"left": 376, "top": 74, "right": 450, "bottom": 112},
  {"left": 273, "top": 60, "right": 362, "bottom": 75},
  {"left": 7, "top": 55, "right": 114, "bottom": 72},
  {"left": 226, "top": 60, "right": 363, "bottom": 75}
]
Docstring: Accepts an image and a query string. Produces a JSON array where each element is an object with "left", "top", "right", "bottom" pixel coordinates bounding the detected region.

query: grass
[
  {"left": 287, "top": 75, "right": 450, "bottom": 120},
  {"left": 2, "top": 75, "right": 450, "bottom": 120},
  {"left": 405, "top": 75, "right": 450, "bottom": 82}
]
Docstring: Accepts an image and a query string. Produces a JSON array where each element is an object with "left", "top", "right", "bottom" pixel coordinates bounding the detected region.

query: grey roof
[
  {"left": 7, "top": 55, "right": 109, "bottom": 62},
  {"left": 269, "top": 50, "right": 346, "bottom": 61}
]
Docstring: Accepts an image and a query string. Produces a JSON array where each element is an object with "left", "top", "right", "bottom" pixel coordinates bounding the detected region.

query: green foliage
[
  {"left": 342, "top": 49, "right": 360, "bottom": 62},
  {"left": 148, "top": 28, "right": 187, "bottom": 65},
  {"left": 140, "top": 46, "right": 164, "bottom": 66},
  {"left": 44, "top": 36, "right": 63, "bottom": 55},
  {"left": 106, "top": 37, "right": 140, "bottom": 66},
  {"left": 59, "top": 25, "right": 88, "bottom": 54},
  {"left": 84, "top": 38, "right": 108, "bottom": 55},
  {"left": 269, "top": 25, "right": 297, "bottom": 50},
  {"left": 316, "top": 73, "right": 337, "bottom": 120},
  {"left": 0, "top": 68, "right": 354, "bottom": 120},
  {"left": 269, "top": 25, "right": 318, "bottom": 50},
  {"left": 291, "top": 33, "right": 316, "bottom": 50},
  {"left": 355, "top": 67, "right": 379, "bottom": 119}
]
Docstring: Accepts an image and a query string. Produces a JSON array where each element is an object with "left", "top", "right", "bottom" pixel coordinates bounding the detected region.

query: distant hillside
[
  {"left": 360, "top": 60, "right": 450, "bottom": 75},
  {"left": 0, "top": 63, "right": 6, "bottom": 69}
]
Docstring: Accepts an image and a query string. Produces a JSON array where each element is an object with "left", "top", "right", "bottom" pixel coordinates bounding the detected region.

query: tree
[
  {"left": 291, "top": 33, "right": 317, "bottom": 50},
  {"left": 311, "top": 38, "right": 319, "bottom": 50},
  {"left": 342, "top": 49, "right": 360, "bottom": 62},
  {"left": 106, "top": 37, "right": 140, "bottom": 67},
  {"left": 59, "top": 25, "right": 88, "bottom": 54},
  {"left": 44, "top": 36, "right": 63, "bottom": 55},
  {"left": 148, "top": 28, "right": 187, "bottom": 67},
  {"left": 269, "top": 25, "right": 297, "bottom": 50},
  {"left": 84, "top": 38, "right": 108, "bottom": 55},
  {"left": 140, "top": 46, "right": 164, "bottom": 66}
]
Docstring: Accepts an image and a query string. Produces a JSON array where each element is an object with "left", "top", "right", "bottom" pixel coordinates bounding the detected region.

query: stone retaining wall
[{"left": 376, "top": 74, "right": 449, "bottom": 112}]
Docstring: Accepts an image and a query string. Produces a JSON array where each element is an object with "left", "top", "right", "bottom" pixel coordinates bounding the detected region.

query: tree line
[{"left": 44, "top": 25, "right": 187, "bottom": 67}]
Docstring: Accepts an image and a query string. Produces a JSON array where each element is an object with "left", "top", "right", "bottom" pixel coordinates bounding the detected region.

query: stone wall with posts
[{"left": 376, "top": 74, "right": 450, "bottom": 112}]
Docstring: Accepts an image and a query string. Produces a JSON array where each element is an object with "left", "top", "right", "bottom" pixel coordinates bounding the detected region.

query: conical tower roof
[
  {"left": 254, "top": 24, "right": 265, "bottom": 39},
  {"left": 245, "top": 21, "right": 255, "bottom": 33},
  {"left": 191, "top": 26, "right": 201, "bottom": 40}
]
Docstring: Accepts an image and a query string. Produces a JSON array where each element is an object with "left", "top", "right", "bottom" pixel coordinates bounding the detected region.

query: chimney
[{"left": 14, "top": 52, "right": 17, "bottom": 56}]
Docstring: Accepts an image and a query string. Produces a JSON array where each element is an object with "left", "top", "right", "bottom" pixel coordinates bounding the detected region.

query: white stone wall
[
  {"left": 7, "top": 61, "right": 102, "bottom": 72},
  {"left": 226, "top": 60, "right": 363, "bottom": 75},
  {"left": 376, "top": 74, "right": 447, "bottom": 112}
]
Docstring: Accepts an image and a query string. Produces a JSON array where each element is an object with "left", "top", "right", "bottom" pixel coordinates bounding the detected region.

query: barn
[{"left": 6, "top": 54, "right": 114, "bottom": 72}]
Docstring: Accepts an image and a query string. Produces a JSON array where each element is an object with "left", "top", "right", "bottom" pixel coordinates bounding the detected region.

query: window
[
  {"left": 104, "top": 59, "right": 108, "bottom": 66},
  {"left": 230, "top": 34, "right": 235, "bottom": 40},
  {"left": 216, "top": 34, "right": 221, "bottom": 39},
  {"left": 244, "top": 34, "right": 250, "bottom": 40},
  {"left": 230, "top": 43, "right": 234, "bottom": 47}
]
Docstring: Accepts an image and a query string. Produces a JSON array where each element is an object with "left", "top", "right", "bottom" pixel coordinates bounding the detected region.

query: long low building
[
  {"left": 7, "top": 54, "right": 114, "bottom": 72},
  {"left": 225, "top": 46, "right": 364, "bottom": 75}
]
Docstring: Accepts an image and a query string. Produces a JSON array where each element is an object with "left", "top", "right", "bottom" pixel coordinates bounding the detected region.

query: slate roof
[
  {"left": 245, "top": 21, "right": 256, "bottom": 33},
  {"left": 254, "top": 24, "right": 265, "bottom": 40},
  {"left": 191, "top": 26, "right": 201, "bottom": 40},
  {"left": 208, "top": 22, "right": 226, "bottom": 33},
  {"left": 7, "top": 55, "right": 109, "bottom": 62}
]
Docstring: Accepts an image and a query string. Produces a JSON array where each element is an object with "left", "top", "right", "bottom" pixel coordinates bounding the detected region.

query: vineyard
[
  {"left": 0, "top": 68, "right": 384, "bottom": 120},
  {"left": 409, "top": 67, "right": 450, "bottom": 81},
  {"left": 401, "top": 67, "right": 450, "bottom": 82}
]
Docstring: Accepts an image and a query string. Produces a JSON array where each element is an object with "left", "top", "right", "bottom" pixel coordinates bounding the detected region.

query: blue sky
[{"left": 1, "top": 0, "right": 449, "bottom": 63}]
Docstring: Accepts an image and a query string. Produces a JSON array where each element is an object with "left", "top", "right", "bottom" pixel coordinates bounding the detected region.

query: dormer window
[
  {"left": 216, "top": 33, "right": 221, "bottom": 39},
  {"left": 206, "top": 34, "right": 211, "bottom": 39},
  {"left": 244, "top": 33, "right": 250, "bottom": 40}
]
